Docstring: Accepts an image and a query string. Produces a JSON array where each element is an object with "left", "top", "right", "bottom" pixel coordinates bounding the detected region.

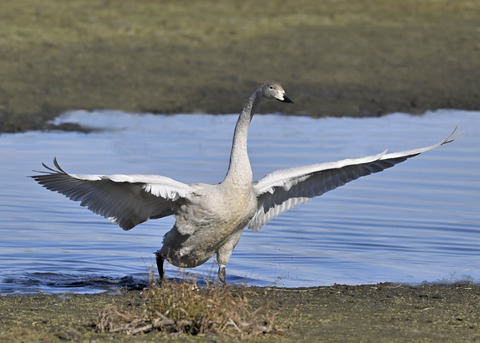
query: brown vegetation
[{"left": 97, "top": 273, "right": 284, "bottom": 338}]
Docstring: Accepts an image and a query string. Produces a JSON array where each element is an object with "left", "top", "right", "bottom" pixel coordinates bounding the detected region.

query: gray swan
[{"left": 32, "top": 81, "right": 457, "bottom": 283}]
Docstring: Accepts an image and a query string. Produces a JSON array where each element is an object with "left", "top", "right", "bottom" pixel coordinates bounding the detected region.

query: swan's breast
[{"left": 161, "top": 182, "right": 257, "bottom": 267}]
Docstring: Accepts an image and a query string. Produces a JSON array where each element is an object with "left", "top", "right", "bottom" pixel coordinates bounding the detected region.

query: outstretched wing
[
  {"left": 32, "top": 158, "right": 194, "bottom": 230},
  {"left": 248, "top": 129, "right": 458, "bottom": 232}
]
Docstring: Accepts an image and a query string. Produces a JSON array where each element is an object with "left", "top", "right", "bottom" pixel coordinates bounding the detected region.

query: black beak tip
[{"left": 282, "top": 95, "right": 294, "bottom": 104}]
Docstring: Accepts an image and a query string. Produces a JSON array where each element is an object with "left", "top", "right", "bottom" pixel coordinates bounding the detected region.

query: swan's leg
[
  {"left": 216, "top": 230, "right": 243, "bottom": 284},
  {"left": 218, "top": 266, "right": 226, "bottom": 284},
  {"left": 155, "top": 252, "right": 164, "bottom": 284}
]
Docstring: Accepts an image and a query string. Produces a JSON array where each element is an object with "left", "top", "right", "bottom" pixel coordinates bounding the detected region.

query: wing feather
[
  {"left": 32, "top": 158, "right": 193, "bottom": 230},
  {"left": 248, "top": 129, "right": 458, "bottom": 231}
]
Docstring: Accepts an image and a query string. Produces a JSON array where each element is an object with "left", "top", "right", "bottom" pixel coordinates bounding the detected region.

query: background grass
[{"left": 1, "top": 0, "right": 479, "bottom": 132}]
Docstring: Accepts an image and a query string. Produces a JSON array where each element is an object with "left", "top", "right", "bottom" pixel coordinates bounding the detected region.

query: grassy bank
[
  {"left": 1, "top": 283, "right": 479, "bottom": 342},
  {"left": 1, "top": 0, "right": 479, "bottom": 132}
]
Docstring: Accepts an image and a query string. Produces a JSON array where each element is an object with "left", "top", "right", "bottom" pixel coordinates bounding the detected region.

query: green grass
[{"left": 1, "top": 0, "right": 479, "bottom": 132}]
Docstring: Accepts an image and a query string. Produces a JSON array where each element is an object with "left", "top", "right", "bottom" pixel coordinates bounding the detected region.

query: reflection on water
[{"left": 0, "top": 109, "right": 479, "bottom": 294}]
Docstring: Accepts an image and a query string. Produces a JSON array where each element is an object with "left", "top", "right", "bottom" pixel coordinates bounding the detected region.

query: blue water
[{"left": 0, "top": 109, "right": 479, "bottom": 294}]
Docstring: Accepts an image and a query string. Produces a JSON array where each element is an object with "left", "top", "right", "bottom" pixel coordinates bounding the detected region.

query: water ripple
[{"left": 0, "top": 109, "right": 479, "bottom": 293}]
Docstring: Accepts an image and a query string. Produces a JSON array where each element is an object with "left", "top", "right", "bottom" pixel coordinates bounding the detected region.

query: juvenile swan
[{"left": 32, "top": 81, "right": 457, "bottom": 283}]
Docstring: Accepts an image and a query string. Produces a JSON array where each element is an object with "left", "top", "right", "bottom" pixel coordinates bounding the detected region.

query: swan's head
[{"left": 259, "top": 81, "right": 294, "bottom": 104}]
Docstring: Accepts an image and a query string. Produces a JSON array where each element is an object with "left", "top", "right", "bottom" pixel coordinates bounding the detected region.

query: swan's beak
[{"left": 280, "top": 94, "right": 294, "bottom": 103}]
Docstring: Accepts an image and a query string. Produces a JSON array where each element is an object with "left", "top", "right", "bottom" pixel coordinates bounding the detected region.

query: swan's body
[{"left": 32, "top": 81, "right": 456, "bottom": 283}]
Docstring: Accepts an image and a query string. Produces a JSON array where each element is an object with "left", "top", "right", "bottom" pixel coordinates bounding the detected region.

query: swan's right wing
[
  {"left": 248, "top": 130, "right": 457, "bottom": 232},
  {"left": 32, "top": 158, "right": 194, "bottom": 230}
]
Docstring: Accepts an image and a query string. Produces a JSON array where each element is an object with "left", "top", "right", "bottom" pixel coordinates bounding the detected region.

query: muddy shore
[
  {"left": 1, "top": 283, "right": 479, "bottom": 342},
  {"left": 2, "top": 1, "right": 479, "bottom": 341}
]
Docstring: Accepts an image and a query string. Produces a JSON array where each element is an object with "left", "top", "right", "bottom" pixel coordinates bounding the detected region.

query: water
[{"left": 0, "top": 109, "right": 479, "bottom": 294}]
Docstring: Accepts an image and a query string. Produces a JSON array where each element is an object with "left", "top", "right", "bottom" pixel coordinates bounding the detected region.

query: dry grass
[{"left": 97, "top": 271, "right": 285, "bottom": 339}]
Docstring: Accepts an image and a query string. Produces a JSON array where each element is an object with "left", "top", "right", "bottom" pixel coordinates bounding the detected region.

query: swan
[{"left": 32, "top": 81, "right": 457, "bottom": 284}]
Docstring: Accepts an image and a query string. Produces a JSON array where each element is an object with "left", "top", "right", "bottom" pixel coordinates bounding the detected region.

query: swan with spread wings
[{"left": 32, "top": 81, "right": 457, "bottom": 283}]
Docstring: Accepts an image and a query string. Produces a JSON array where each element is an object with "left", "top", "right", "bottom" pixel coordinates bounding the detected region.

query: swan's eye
[{"left": 269, "top": 86, "right": 273, "bottom": 90}]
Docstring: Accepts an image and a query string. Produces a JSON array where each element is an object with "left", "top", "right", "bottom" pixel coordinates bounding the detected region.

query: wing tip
[
  {"left": 442, "top": 126, "right": 462, "bottom": 145},
  {"left": 32, "top": 157, "right": 67, "bottom": 176}
]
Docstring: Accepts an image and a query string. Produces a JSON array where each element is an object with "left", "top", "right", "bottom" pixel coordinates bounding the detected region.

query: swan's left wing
[
  {"left": 32, "top": 158, "right": 194, "bottom": 230},
  {"left": 248, "top": 130, "right": 458, "bottom": 232}
]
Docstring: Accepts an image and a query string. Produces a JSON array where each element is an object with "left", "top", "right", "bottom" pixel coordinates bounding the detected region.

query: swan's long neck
[{"left": 223, "top": 91, "right": 261, "bottom": 187}]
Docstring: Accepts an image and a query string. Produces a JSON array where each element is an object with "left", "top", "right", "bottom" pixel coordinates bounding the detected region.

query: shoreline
[{"left": 1, "top": 282, "right": 479, "bottom": 342}]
